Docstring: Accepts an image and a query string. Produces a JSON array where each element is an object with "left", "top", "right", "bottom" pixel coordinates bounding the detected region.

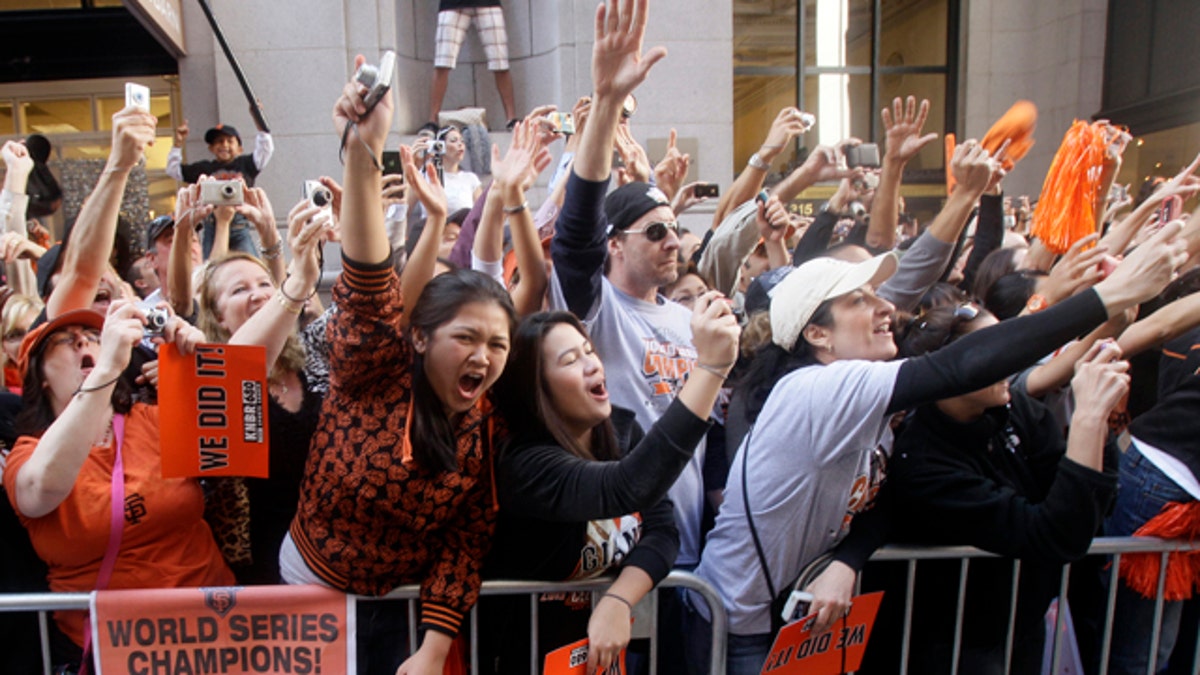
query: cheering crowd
[{"left": 2, "top": 1, "right": 1200, "bottom": 674}]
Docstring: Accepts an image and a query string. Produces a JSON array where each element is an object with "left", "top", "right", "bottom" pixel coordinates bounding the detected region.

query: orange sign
[
  {"left": 544, "top": 637, "right": 626, "bottom": 675},
  {"left": 90, "top": 585, "right": 353, "bottom": 675},
  {"left": 158, "top": 343, "right": 270, "bottom": 478},
  {"left": 760, "top": 591, "right": 884, "bottom": 675}
]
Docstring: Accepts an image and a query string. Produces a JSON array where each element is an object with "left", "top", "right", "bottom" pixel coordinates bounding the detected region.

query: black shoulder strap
[{"left": 741, "top": 426, "right": 778, "bottom": 603}]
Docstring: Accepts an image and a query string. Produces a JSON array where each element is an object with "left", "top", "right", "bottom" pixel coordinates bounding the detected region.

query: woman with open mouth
[
  {"left": 278, "top": 59, "right": 518, "bottom": 675},
  {"left": 479, "top": 294, "right": 739, "bottom": 675},
  {"left": 691, "top": 215, "right": 1188, "bottom": 674},
  {"left": 3, "top": 301, "right": 234, "bottom": 671}
]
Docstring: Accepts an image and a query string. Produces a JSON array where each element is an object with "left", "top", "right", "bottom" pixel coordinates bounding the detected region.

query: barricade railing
[
  {"left": 0, "top": 570, "right": 727, "bottom": 675},
  {"left": 1, "top": 537, "right": 1196, "bottom": 675}
]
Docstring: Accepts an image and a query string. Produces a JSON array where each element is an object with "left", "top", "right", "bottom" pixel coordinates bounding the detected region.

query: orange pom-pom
[
  {"left": 1117, "top": 501, "right": 1200, "bottom": 601},
  {"left": 1031, "top": 121, "right": 1108, "bottom": 254},
  {"left": 944, "top": 133, "right": 957, "bottom": 193},
  {"left": 982, "top": 100, "right": 1038, "bottom": 172}
]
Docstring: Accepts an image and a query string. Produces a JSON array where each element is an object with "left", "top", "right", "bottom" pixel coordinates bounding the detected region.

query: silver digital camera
[
  {"left": 143, "top": 308, "right": 169, "bottom": 337},
  {"left": 354, "top": 50, "right": 396, "bottom": 114},
  {"left": 200, "top": 180, "right": 244, "bottom": 206},
  {"left": 303, "top": 180, "right": 332, "bottom": 208}
]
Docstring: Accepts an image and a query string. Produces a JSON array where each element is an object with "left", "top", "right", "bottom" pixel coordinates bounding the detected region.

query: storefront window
[{"left": 20, "top": 98, "right": 93, "bottom": 134}]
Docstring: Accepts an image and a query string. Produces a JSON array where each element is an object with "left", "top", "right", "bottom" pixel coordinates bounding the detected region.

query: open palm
[{"left": 591, "top": 0, "right": 667, "bottom": 100}]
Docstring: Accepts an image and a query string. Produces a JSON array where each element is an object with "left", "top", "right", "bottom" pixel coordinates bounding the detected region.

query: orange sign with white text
[
  {"left": 158, "top": 343, "right": 269, "bottom": 478},
  {"left": 544, "top": 637, "right": 626, "bottom": 675},
  {"left": 90, "top": 585, "right": 354, "bottom": 674},
  {"left": 759, "top": 592, "right": 884, "bottom": 675}
]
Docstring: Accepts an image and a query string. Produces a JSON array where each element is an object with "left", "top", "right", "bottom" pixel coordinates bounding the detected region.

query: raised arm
[
  {"left": 397, "top": 145, "right": 448, "bottom": 329},
  {"left": 870, "top": 96, "right": 939, "bottom": 250},
  {"left": 168, "top": 183, "right": 209, "bottom": 319},
  {"left": 333, "top": 54, "right": 393, "bottom": 265},
  {"left": 48, "top": 105, "right": 156, "bottom": 317},
  {"left": 230, "top": 199, "right": 330, "bottom": 368},
  {"left": 1, "top": 141, "right": 38, "bottom": 297},
  {"left": 239, "top": 187, "right": 285, "bottom": 282},
  {"left": 710, "top": 106, "right": 810, "bottom": 229}
]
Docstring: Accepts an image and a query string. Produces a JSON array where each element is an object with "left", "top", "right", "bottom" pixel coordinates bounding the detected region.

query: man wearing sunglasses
[{"left": 546, "top": 9, "right": 715, "bottom": 666}]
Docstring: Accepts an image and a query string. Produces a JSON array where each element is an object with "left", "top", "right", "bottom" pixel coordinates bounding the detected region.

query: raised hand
[
  {"left": 614, "top": 123, "right": 651, "bottom": 183},
  {"left": 490, "top": 120, "right": 553, "bottom": 193},
  {"left": 1038, "top": 233, "right": 1108, "bottom": 305},
  {"left": 332, "top": 54, "right": 394, "bottom": 152},
  {"left": 653, "top": 128, "right": 690, "bottom": 201},
  {"left": 108, "top": 105, "right": 158, "bottom": 172},
  {"left": 881, "top": 96, "right": 938, "bottom": 165},
  {"left": 173, "top": 120, "right": 190, "bottom": 147},
  {"left": 286, "top": 199, "right": 334, "bottom": 291},
  {"left": 400, "top": 145, "right": 447, "bottom": 220},
  {"left": 690, "top": 290, "right": 740, "bottom": 376},
  {"left": 950, "top": 139, "right": 1002, "bottom": 197},
  {"left": 1, "top": 140, "right": 34, "bottom": 178},
  {"left": 1071, "top": 340, "right": 1130, "bottom": 418},
  {"left": 759, "top": 107, "right": 812, "bottom": 162},
  {"left": 591, "top": 0, "right": 668, "bottom": 101}
]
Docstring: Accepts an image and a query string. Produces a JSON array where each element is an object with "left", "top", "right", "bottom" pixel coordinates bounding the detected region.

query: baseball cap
[
  {"left": 144, "top": 215, "right": 175, "bottom": 250},
  {"left": 604, "top": 182, "right": 671, "bottom": 236},
  {"left": 17, "top": 308, "right": 106, "bottom": 381},
  {"left": 743, "top": 265, "right": 794, "bottom": 316},
  {"left": 204, "top": 125, "right": 241, "bottom": 144},
  {"left": 769, "top": 253, "right": 898, "bottom": 351}
]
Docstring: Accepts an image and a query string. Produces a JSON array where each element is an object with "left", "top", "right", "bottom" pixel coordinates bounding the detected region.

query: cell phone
[
  {"left": 382, "top": 151, "right": 402, "bottom": 175},
  {"left": 547, "top": 112, "right": 575, "bottom": 136},
  {"left": 755, "top": 189, "right": 769, "bottom": 205},
  {"left": 125, "top": 83, "right": 150, "bottom": 112},
  {"left": 844, "top": 143, "right": 881, "bottom": 169},
  {"left": 693, "top": 183, "right": 719, "bottom": 199},
  {"left": 1109, "top": 183, "right": 1128, "bottom": 204},
  {"left": 612, "top": 149, "right": 625, "bottom": 169},
  {"left": 1159, "top": 195, "right": 1182, "bottom": 224}
]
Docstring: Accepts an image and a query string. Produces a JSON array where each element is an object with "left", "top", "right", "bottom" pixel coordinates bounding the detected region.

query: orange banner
[
  {"left": 90, "top": 585, "right": 353, "bottom": 675},
  {"left": 158, "top": 343, "right": 269, "bottom": 478},
  {"left": 760, "top": 591, "right": 883, "bottom": 675},
  {"left": 544, "top": 637, "right": 626, "bottom": 675}
]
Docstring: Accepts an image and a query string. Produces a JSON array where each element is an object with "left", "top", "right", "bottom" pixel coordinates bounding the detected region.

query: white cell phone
[{"left": 125, "top": 83, "right": 150, "bottom": 112}]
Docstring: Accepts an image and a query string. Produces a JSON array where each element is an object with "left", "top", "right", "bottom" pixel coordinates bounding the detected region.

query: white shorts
[{"left": 434, "top": 7, "right": 510, "bottom": 71}]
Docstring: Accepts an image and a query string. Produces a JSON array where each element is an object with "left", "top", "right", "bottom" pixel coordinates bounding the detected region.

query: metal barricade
[
  {"left": 2, "top": 537, "right": 1197, "bottom": 675},
  {"left": 0, "top": 570, "right": 727, "bottom": 675}
]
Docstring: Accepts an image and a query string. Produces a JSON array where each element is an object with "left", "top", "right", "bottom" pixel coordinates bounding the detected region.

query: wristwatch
[
  {"left": 748, "top": 153, "right": 770, "bottom": 171},
  {"left": 1025, "top": 293, "right": 1048, "bottom": 314}
]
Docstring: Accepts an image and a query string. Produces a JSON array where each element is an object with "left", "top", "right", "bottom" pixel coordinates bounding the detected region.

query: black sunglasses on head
[{"left": 623, "top": 221, "right": 679, "bottom": 242}]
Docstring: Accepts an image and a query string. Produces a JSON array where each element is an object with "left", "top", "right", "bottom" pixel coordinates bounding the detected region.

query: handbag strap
[
  {"left": 740, "top": 426, "right": 778, "bottom": 604},
  {"left": 82, "top": 413, "right": 126, "bottom": 675}
]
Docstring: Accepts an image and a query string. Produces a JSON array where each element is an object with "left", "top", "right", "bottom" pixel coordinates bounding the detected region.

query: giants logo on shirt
[
  {"left": 641, "top": 338, "right": 697, "bottom": 396},
  {"left": 571, "top": 514, "right": 643, "bottom": 580},
  {"left": 840, "top": 446, "right": 888, "bottom": 533}
]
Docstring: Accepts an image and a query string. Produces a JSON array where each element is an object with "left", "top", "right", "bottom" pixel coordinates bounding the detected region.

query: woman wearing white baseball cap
[{"left": 690, "top": 220, "right": 1190, "bottom": 675}]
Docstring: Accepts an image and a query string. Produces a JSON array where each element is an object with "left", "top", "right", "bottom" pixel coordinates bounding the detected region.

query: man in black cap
[
  {"left": 138, "top": 214, "right": 201, "bottom": 319},
  {"left": 166, "top": 119, "right": 274, "bottom": 187}
]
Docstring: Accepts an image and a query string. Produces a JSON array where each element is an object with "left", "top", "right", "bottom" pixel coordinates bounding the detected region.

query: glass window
[
  {"left": 877, "top": 73, "right": 946, "bottom": 171},
  {"left": 802, "top": 74, "right": 872, "bottom": 149},
  {"left": 734, "top": 75, "right": 797, "bottom": 169},
  {"left": 0, "top": 102, "right": 14, "bottom": 135},
  {"left": 97, "top": 94, "right": 172, "bottom": 130},
  {"left": 879, "top": 0, "right": 948, "bottom": 67},
  {"left": 20, "top": 98, "right": 93, "bottom": 135},
  {"left": 0, "top": 0, "right": 85, "bottom": 9},
  {"left": 803, "top": 0, "right": 873, "bottom": 68}
]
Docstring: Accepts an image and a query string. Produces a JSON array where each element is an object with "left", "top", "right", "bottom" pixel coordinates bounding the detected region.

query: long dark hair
[
  {"left": 16, "top": 339, "right": 132, "bottom": 437},
  {"left": 495, "top": 312, "right": 620, "bottom": 462},
  {"left": 408, "top": 269, "right": 517, "bottom": 473},
  {"left": 736, "top": 297, "right": 836, "bottom": 427}
]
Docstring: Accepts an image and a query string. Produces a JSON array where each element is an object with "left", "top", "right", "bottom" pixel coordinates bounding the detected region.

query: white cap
[{"left": 769, "top": 253, "right": 898, "bottom": 351}]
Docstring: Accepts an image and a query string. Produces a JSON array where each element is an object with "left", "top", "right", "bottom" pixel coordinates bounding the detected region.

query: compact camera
[
  {"left": 354, "top": 50, "right": 396, "bottom": 115},
  {"left": 694, "top": 183, "right": 719, "bottom": 199},
  {"left": 303, "top": 180, "right": 332, "bottom": 208},
  {"left": 843, "top": 143, "right": 881, "bottom": 169},
  {"left": 143, "top": 308, "right": 169, "bottom": 337},
  {"left": 547, "top": 112, "right": 575, "bottom": 135},
  {"left": 200, "top": 180, "right": 244, "bottom": 206},
  {"left": 125, "top": 83, "right": 150, "bottom": 113},
  {"left": 428, "top": 140, "right": 446, "bottom": 156}
]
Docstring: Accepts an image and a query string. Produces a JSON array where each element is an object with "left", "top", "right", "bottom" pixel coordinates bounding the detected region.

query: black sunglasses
[{"left": 623, "top": 221, "right": 679, "bottom": 242}]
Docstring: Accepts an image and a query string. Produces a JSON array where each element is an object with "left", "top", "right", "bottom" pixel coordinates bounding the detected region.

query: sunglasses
[{"left": 623, "top": 221, "right": 680, "bottom": 242}]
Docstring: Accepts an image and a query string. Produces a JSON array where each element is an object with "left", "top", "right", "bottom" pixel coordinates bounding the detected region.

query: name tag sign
[
  {"left": 544, "top": 637, "right": 626, "bottom": 675},
  {"left": 159, "top": 343, "right": 269, "bottom": 478},
  {"left": 760, "top": 591, "right": 883, "bottom": 675}
]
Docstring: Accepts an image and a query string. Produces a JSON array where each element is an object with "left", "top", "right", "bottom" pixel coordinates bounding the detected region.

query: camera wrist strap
[{"left": 339, "top": 122, "right": 383, "bottom": 172}]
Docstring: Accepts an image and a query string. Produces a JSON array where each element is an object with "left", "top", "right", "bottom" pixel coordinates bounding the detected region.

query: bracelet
[
  {"left": 747, "top": 153, "right": 770, "bottom": 171},
  {"left": 601, "top": 592, "right": 634, "bottom": 613},
  {"left": 279, "top": 274, "right": 318, "bottom": 303},
  {"left": 76, "top": 373, "right": 122, "bottom": 396},
  {"left": 695, "top": 362, "right": 732, "bottom": 380},
  {"left": 277, "top": 293, "right": 303, "bottom": 315},
  {"left": 262, "top": 241, "right": 283, "bottom": 260},
  {"left": 503, "top": 201, "right": 529, "bottom": 215}
]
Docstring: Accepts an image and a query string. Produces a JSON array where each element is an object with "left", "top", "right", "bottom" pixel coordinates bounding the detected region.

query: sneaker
[
  {"left": 416, "top": 121, "right": 439, "bottom": 137},
  {"left": 505, "top": 118, "right": 520, "bottom": 131}
]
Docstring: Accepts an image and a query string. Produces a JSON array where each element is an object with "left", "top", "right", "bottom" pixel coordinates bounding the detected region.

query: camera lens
[
  {"left": 312, "top": 189, "right": 331, "bottom": 207},
  {"left": 220, "top": 184, "right": 236, "bottom": 198}
]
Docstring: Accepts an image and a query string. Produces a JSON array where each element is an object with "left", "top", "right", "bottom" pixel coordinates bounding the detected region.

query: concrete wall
[
  {"left": 961, "top": 0, "right": 1108, "bottom": 198},
  {"left": 176, "top": 0, "right": 734, "bottom": 241}
]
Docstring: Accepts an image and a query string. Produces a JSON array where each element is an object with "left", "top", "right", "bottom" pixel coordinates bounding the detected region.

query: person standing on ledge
[{"left": 422, "top": 0, "right": 519, "bottom": 134}]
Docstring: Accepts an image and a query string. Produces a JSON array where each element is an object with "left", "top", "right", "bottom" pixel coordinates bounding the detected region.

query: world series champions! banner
[
  {"left": 158, "top": 344, "right": 269, "bottom": 478},
  {"left": 90, "top": 585, "right": 354, "bottom": 674}
]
